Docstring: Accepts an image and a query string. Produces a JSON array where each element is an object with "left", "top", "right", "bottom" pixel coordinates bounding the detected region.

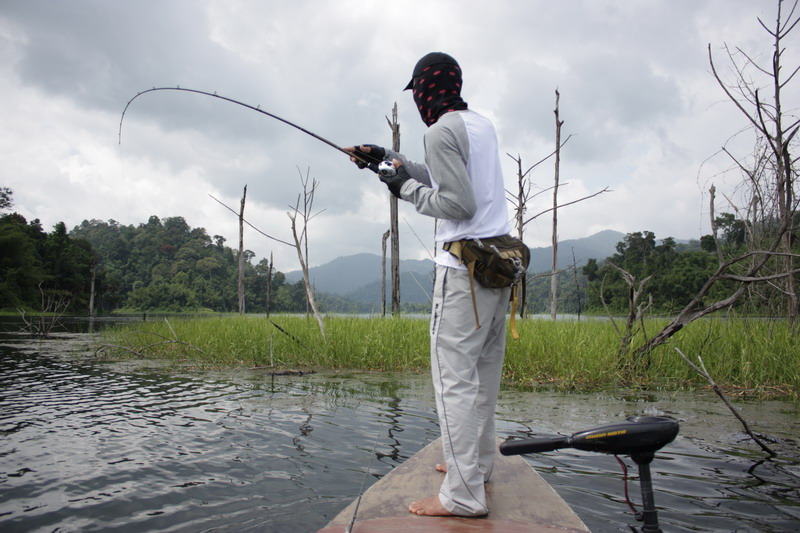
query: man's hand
[
  {"left": 379, "top": 159, "right": 411, "bottom": 199},
  {"left": 345, "top": 144, "right": 386, "bottom": 171}
]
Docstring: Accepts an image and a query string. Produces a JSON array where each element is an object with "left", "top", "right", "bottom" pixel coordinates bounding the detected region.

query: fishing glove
[
  {"left": 352, "top": 144, "right": 386, "bottom": 172},
  {"left": 380, "top": 164, "right": 411, "bottom": 199}
]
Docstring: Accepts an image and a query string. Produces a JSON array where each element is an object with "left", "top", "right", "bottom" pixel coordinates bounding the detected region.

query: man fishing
[{"left": 347, "top": 52, "right": 514, "bottom": 517}]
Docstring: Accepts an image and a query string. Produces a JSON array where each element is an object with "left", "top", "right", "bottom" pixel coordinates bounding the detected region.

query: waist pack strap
[
  {"left": 466, "top": 261, "right": 481, "bottom": 331},
  {"left": 442, "top": 240, "right": 462, "bottom": 260},
  {"left": 510, "top": 285, "right": 520, "bottom": 340},
  {"left": 444, "top": 240, "right": 481, "bottom": 330}
]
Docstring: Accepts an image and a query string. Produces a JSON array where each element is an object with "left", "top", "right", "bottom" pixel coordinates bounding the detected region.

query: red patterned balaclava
[{"left": 404, "top": 52, "right": 468, "bottom": 127}]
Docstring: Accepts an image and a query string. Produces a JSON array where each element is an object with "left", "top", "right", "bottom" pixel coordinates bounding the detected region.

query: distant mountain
[
  {"left": 344, "top": 270, "right": 435, "bottom": 306},
  {"left": 528, "top": 229, "right": 625, "bottom": 273},
  {"left": 285, "top": 230, "right": 625, "bottom": 301},
  {"left": 285, "top": 253, "right": 435, "bottom": 298}
]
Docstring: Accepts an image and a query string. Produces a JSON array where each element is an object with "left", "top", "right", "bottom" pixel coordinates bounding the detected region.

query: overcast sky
[{"left": 1, "top": 0, "right": 795, "bottom": 270}]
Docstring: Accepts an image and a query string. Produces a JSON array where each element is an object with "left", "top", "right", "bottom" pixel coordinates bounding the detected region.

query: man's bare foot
[
  {"left": 435, "top": 463, "right": 447, "bottom": 473},
  {"left": 408, "top": 495, "right": 455, "bottom": 516}
]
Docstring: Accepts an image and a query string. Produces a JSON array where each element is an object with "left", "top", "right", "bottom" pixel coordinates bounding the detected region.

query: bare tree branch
[
  {"left": 209, "top": 194, "right": 294, "bottom": 247},
  {"left": 523, "top": 187, "right": 611, "bottom": 226},
  {"left": 287, "top": 167, "right": 326, "bottom": 337},
  {"left": 675, "top": 347, "right": 776, "bottom": 456}
]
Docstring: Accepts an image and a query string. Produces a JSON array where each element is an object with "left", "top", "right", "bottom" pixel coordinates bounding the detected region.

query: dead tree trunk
[
  {"left": 381, "top": 229, "right": 390, "bottom": 316},
  {"left": 508, "top": 154, "right": 533, "bottom": 317},
  {"left": 550, "top": 90, "right": 564, "bottom": 320},
  {"left": 571, "top": 248, "right": 582, "bottom": 319},
  {"left": 387, "top": 103, "right": 401, "bottom": 316},
  {"left": 506, "top": 113, "right": 606, "bottom": 319},
  {"left": 508, "top": 155, "right": 529, "bottom": 240},
  {"left": 706, "top": 0, "right": 799, "bottom": 326},
  {"left": 238, "top": 185, "right": 247, "bottom": 315},
  {"left": 609, "top": 264, "right": 654, "bottom": 369},
  {"left": 266, "top": 252, "right": 274, "bottom": 317},
  {"left": 505, "top": 88, "right": 610, "bottom": 323},
  {"left": 288, "top": 168, "right": 326, "bottom": 337},
  {"left": 633, "top": 2, "right": 800, "bottom": 356},
  {"left": 709, "top": 185, "right": 726, "bottom": 264},
  {"left": 88, "top": 257, "right": 96, "bottom": 317}
]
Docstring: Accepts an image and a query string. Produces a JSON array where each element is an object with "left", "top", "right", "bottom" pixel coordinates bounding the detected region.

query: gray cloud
[{"left": 0, "top": 0, "right": 787, "bottom": 269}]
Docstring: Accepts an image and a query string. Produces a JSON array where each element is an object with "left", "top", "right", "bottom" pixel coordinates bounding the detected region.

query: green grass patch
[
  {"left": 100, "top": 314, "right": 430, "bottom": 371},
  {"left": 98, "top": 315, "right": 799, "bottom": 398}
]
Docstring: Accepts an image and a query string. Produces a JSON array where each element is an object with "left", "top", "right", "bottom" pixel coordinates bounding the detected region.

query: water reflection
[{"left": 0, "top": 323, "right": 798, "bottom": 532}]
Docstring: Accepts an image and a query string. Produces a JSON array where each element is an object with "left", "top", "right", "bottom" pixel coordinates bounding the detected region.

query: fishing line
[
  {"left": 118, "top": 86, "right": 376, "bottom": 168},
  {"left": 346, "top": 418, "right": 383, "bottom": 533},
  {"left": 116, "top": 139, "right": 136, "bottom": 232}
]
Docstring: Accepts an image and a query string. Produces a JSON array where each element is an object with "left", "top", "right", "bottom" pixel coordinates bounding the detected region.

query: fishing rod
[{"left": 118, "top": 86, "right": 396, "bottom": 176}]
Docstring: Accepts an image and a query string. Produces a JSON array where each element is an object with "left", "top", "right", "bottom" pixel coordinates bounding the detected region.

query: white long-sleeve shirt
[{"left": 389, "top": 109, "right": 511, "bottom": 268}]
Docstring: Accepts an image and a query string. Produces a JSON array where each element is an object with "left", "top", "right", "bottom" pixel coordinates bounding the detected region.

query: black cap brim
[{"left": 403, "top": 52, "right": 459, "bottom": 91}]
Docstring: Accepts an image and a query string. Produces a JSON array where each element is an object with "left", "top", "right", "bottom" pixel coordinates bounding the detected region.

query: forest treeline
[
  {"left": 2, "top": 186, "right": 762, "bottom": 316},
  {"left": 1, "top": 214, "right": 95, "bottom": 313},
  {"left": 526, "top": 229, "right": 739, "bottom": 315},
  {"left": 0, "top": 205, "right": 354, "bottom": 313},
  {"left": 67, "top": 215, "right": 366, "bottom": 314}
]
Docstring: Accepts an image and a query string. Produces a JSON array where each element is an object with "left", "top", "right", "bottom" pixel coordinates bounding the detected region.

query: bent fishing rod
[{"left": 118, "top": 86, "right": 396, "bottom": 176}]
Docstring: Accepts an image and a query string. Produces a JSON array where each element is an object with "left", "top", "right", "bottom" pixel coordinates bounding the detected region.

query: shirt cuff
[{"left": 398, "top": 179, "right": 417, "bottom": 199}]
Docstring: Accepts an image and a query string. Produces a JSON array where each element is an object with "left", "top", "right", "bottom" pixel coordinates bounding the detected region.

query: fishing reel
[{"left": 377, "top": 159, "right": 397, "bottom": 177}]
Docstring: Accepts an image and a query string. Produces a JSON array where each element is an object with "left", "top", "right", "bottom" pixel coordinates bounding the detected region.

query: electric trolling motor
[{"left": 500, "top": 416, "right": 679, "bottom": 533}]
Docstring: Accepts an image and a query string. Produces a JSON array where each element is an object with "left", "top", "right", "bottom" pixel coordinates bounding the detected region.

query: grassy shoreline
[{"left": 98, "top": 315, "right": 799, "bottom": 399}]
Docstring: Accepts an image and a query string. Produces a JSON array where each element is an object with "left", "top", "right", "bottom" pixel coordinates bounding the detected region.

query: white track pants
[{"left": 429, "top": 264, "right": 511, "bottom": 516}]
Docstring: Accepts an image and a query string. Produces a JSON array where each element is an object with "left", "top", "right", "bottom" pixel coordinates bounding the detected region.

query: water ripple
[{"left": 1, "top": 330, "right": 798, "bottom": 532}]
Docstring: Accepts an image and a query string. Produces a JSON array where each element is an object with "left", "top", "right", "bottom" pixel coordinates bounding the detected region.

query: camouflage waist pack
[
  {"left": 443, "top": 234, "right": 530, "bottom": 289},
  {"left": 443, "top": 235, "right": 530, "bottom": 339}
]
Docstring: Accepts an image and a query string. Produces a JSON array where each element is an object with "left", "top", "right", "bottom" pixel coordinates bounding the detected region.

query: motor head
[
  {"left": 500, "top": 416, "right": 679, "bottom": 457},
  {"left": 568, "top": 416, "right": 679, "bottom": 456}
]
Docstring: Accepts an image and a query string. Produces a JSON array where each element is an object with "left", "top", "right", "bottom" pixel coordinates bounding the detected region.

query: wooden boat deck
[{"left": 319, "top": 438, "right": 590, "bottom": 532}]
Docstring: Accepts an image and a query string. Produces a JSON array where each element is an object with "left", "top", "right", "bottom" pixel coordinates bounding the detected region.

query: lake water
[{"left": 0, "top": 317, "right": 798, "bottom": 532}]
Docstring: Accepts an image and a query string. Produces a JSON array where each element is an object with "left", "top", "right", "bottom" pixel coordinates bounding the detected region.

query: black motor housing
[{"left": 500, "top": 416, "right": 679, "bottom": 457}]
